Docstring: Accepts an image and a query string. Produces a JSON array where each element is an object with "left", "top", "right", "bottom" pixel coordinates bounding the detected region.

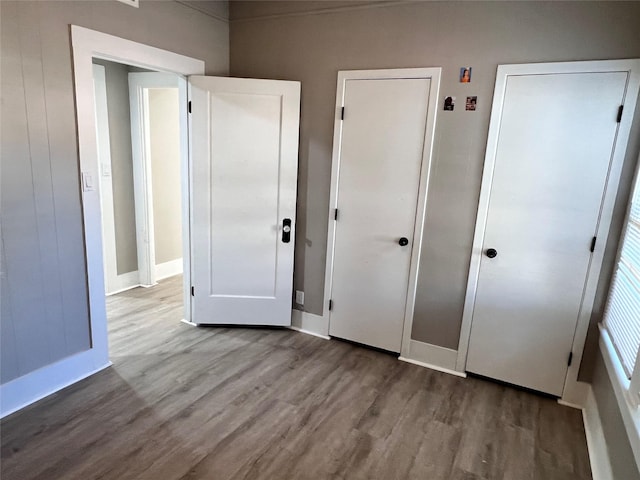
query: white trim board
[
  {"left": 583, "top": 385, "right": 615, "bottom": 480},
  {"left": 399, "top": 339, "right": 467, "bottom": 378},
  {"left": 105, "top": 270, "right": 140, "bottom": 296},
  {"left": 156, "top": 258, "right": 183, "bottom": 281},
  {"left": 290, "top": 309, "right": 330, "bottom": 339},
  {"left": 322, "top": 67, "right": 441, "bottom": 358},
  {"left": 0, "top": 350, "right": 111, "bottom": 418},
  {"left": 455, "top": 59, "right": 640, "bottom": 404}
]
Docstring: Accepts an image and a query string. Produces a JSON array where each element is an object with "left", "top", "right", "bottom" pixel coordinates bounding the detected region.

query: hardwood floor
[{"left": 1, "top": 275, "right": 592, "bottom": 479}]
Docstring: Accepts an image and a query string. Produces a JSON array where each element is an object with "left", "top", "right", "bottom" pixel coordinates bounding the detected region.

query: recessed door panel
[{"left": 209, "top": 92, "right": 282, "bottom": 298}]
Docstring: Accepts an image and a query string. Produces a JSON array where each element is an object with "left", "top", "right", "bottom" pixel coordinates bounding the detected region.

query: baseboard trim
[
  {"left": 288, "top": 324, "right": 331, "bottom": 340},
  {"left": 156, "top": 258, "right": 183, "bottom": 281},
  {"left": 399, "top": 339, "right": 466, "bottom": 378},
  {"left": 399, "top": 356, "right": 467, "bottom": 378},
  {"left": 290, "top": 309, "right": 329, "bottom": 338},
  {"left": 583, "top": 385, "right": 614, "bottom": 480},
  {"left": 0, "top": 350, "right": 111, "bottom": 419},
  {"left": 180, "top": 319, "right": 197, "bottom": 327},
  {"left": 106, "top": 270, "right": 140, "bottom": 296}
]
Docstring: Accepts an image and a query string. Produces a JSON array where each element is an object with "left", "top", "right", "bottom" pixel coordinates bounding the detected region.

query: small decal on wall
[
  {"left": 460, "top": 67, "right": 472, "bottom": 83},
  {"left": 443, "top": 96, "right": 456, "bottom": 111},
  {"left": 466, "top": 96, "right": 477, "bottom": 111}
]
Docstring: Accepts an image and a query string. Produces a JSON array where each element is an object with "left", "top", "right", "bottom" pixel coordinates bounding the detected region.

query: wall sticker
[
  {"left": 466, "top": 96, "right": 477, "bottom": 111},
  {"left": 460, "top": 67, "right": 472, "bottom": 83},
  {"left": 443, "top": 96, "right": 456, "bottom": 111}
]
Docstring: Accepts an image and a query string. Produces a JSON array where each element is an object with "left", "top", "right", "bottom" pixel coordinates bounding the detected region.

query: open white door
[{"left": 189, "top": 76, "right": 300, "bottom": 326}]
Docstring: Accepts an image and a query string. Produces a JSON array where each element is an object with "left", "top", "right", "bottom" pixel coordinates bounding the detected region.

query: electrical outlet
[{"left": 295, "top": 290, "right": 304, "bottom": 306}]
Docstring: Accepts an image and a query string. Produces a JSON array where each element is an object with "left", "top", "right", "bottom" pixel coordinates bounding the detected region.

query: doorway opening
[
  {"left": 92, "top": 58, "right": 186, "bottom": 357},
  {"left": 72, "top": 25, "right": 205, "bottom": 369}
]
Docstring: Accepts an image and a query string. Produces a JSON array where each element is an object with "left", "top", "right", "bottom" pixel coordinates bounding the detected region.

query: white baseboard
[
  {"left": 560, "top": 379, "right": 589, "bottom": 409},
  {"left": 583, "top": 385, "right": 614, "bottom": 480},
  {"left": 180, "top": 318, "right": 197, "bottom": 327},
  {"left": 290, "top": 309, "right": 330, "bottom": 338},
  {"left": 0, "top": 349, "right": 111, "bottom": 419},
  {"left": 105, "top": 270, "right": 140, "bottom": 296},
  {"left": 156, "top": 258, "right": 183, "bottom": 281},
  {"left": 399, "top": 339, "right": 467, "bottom": 378}
]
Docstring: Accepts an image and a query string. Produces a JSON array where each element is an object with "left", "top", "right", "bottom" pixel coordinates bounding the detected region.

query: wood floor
[{"left": 1, "top": 275, "right": 592, "bottom": 480}]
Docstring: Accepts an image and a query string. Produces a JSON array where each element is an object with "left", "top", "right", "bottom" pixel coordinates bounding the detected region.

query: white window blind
[{"left": 604, "top": 172, "right": 640, "bottom": 378}]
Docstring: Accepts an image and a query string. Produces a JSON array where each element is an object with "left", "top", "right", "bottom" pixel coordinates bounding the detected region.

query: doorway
[
  {"left": 93, "top": 62, "right": 184, "bottom": 296},
  {"left": 72, "top": 26, "right": 204, "bottom": 368},
  {"left": 74, "top": 27, "right": 302, "bottom": 371},
  {"left": 325, "top": 68, "right": 441, "bottom": 353},
  {"left": 91, "top": 59, "right": 186, "bottom": 357},
  {"left": 458, "top": 59, "right": 640, "bottom": 397}
]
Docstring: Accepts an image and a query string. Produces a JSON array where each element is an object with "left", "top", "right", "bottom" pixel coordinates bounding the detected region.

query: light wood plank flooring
[{"left": 1, "top": 275, "right": 592, "bottom": 479}]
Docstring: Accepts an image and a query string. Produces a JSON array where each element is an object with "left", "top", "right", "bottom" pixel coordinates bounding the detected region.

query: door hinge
[
  {"left": 341, "top": 106, "right": 344, "bottom": 120},
  {"left": 617, "top": 105, "right": 623, "bottom": 123},
  {"left": 568, "top": 352, "right": 573, "bottom": 367},
  {"left": 334, "top": 208, "right": 338, "bottom": 221},
  {"left": 188, "top": 101, "right": 192, "bottom": 114},
  {"left": 329, "top": 299, "right": 333, "bottom": 311},
  {"left": 590, "top": 236, "right": 597, "bottom": 253},
  {"left": 191, "top": 286, "right": 194, "bottom": 296}
]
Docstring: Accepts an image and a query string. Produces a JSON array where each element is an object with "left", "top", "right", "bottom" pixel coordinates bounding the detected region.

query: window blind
[{"left": 604, "top": 175, "right": 640, "bottom": 379}]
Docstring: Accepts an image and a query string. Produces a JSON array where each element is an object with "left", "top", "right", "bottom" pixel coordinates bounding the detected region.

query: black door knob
[
  {"left": 399, "top": 237, "right": 409, "bottom": 246},
  {"left": 486, "top": 248, "right": 498, "bottom": 258}
]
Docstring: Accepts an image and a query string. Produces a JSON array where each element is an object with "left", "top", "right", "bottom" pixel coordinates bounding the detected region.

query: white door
[
  {"left": 466, "top": 70, "right": 628, "bottom": 396},
  {"left": 328, "top": 76, "right": 433, "bottom": 353},
  {"left": 190, "top": 76, "right": 300, "bottom": 326}
]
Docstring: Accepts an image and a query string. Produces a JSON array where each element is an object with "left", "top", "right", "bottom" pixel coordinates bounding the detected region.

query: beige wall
[
  {"left": 229, "top": 1, "right": 640, "bottom": 360},
  {"left": 149, "top": 88, "right": 183, "bottom": 265},
  {"left": 0, "top": 0, "right": 228, "bottom": 384}
]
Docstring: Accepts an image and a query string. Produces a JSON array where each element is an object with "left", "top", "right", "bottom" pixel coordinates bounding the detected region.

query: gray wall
[
  {"left": 0, "top": 0, "right": 228, "bottom": 385},
  {"left": 229, "top": 1, "right": 640, "bottom": 360},
  {"left": 149, "top": 88, "right": 182, "bottom": 265},
  {"left": 92, "top": 59, "right": 139, "bottom": 276},
  {"left": 592, "top": 349, "right": 640, "bottom": 480}
]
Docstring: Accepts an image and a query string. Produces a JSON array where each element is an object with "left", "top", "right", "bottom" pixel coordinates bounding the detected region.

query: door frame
[
  {"left": 323, "top": 68, "right": 441, "bottom": 356},
  {"left": 457, "top": 59, "right": 640, "bottom": 404},
  {"left": 92, "top": 63, "right": 120, "bottom": 295},
  {"left": 72, "top": 25, "right": 204, "bottom": 366},
  {"left": 128, "top": 72, "right": 181, "bottom": 287}
]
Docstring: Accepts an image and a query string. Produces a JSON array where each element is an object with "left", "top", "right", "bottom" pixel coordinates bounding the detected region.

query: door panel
[
  {"left": 329, "top": 78, "right": 431, "bottom": 352},
  {"left": 190, "top": 76, "right": 300, "bottom": 326},
  {"left": 466, "top": 71, "right": 628, "bottom": 395}
]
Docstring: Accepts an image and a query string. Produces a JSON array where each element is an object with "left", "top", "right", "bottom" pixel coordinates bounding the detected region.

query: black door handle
[
  {"left": 282, "top": 218, "right": 291, "bottom": 243},
  {"left": 399, "top": 237, "right": 409, "bottom": 246},
  {"left": 486, "top": 248, "right": 497, "bottom": 258}
]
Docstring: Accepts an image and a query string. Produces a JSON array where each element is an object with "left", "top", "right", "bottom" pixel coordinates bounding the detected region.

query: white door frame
[
  {"left": 128, "top": 73, "right": 181, "bottom": 287},
  {"left": 92, "top": 64, "right": 120, "bottom": 295},
  {"left": 323, "top": 68, "right": 441, "bottom": 357},
  {"left": 72, "top": 26, "right": 204, "bottom": 366},
  {"left": 456, "top": 59, "right": 640, "bottom": 405}
]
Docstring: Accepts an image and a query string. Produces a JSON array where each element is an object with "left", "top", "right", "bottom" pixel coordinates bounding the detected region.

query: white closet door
[
  {"left": 329, "top": 77, "right": 431, "bottom": 352},
  {"left": 466, "top": 70, "right": 628, "bottom": 396}
]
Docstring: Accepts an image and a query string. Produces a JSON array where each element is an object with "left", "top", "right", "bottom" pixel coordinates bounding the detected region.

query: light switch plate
[{"left": 295, "top": 290, "right": 304, "bottom": 306}]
